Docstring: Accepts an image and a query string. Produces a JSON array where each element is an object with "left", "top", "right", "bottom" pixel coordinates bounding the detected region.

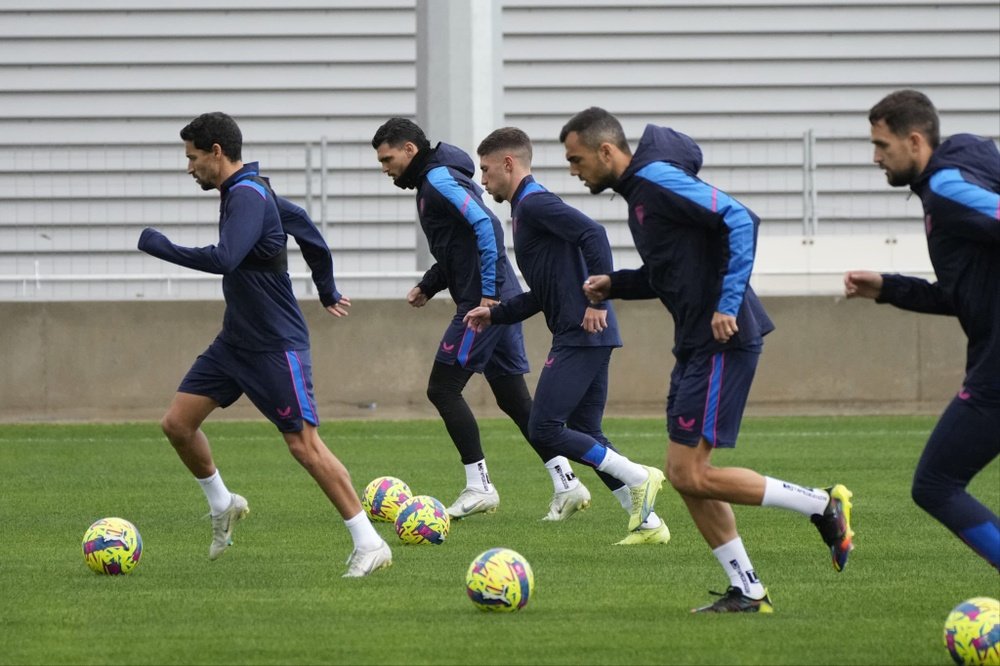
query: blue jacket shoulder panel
[
  {"left": 138, "top": 163, "right": 312, "bottom": 352},
  {"left": 414, "top": 143, "right": 518, "bottom": 306},
  {"left": 613, "top": 126, "right": 772, "bottom": 358},
  {"left": 887, "top": 134, "right": 1000, "bottom": 390}
]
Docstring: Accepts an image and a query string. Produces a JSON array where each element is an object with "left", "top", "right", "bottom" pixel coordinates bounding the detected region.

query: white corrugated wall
[{"left": 0, "top": 0, "right": 997, "bottom": 300}]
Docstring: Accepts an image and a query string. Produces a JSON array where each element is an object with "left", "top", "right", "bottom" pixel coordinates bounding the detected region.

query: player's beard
[
  {"left": 886, "top": 164, "right": 920, "bottom": 187},
  {"left": 586, "top": 172, "right": 617, "bottom": 194}
]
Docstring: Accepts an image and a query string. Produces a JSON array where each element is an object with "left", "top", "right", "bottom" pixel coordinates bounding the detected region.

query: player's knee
[
  {"left": 495, "top": 391, "right": 530, "bottom": 419},
  {"left": 160, "top": 412, "right": 191, "bottom": 444},
  {"left": 285, "top": 435, "right": 317, "bottom": 468},
  {"left": 911, "top": 473, "right": 945, "bottom": 514},
  {"left": 527, "top": 418, "right": 560, "bottom": 448},
  {"left": 426, "top": 380, "right": 459, "bottom": 409},
  {"left": 666, "top": 459, "right": 703, "bottom": 496}
]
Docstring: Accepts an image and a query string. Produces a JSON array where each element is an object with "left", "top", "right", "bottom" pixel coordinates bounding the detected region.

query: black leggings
[{"left": 426, "top": 361, "right": 547, "bottom": 464}]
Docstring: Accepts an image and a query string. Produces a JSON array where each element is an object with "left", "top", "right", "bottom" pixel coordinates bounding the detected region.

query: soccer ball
[
  {"left": 394, "top": 495, "right": 449, "bottom": 545},
  {"left": 465, "top": 547, "right": 534, "bottom": 612},
  {"left": 362, "top": 476, "right": 412, "bottom": 523},
  {"left": 82, "top": 517, "right": 142, "bottom": 575},
  {"left": 944, "top": 597, "right": 1000, "bottom": 665}
]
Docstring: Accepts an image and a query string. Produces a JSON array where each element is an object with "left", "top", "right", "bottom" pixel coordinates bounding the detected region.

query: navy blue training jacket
[
  {"left": 410, "top": 143, "right": 522, "bottom": 310},
  {"left": 138, "top": 162, "right": 341, "bottom": 352},
  {"left": 490, "top": 175, "right": 622, "bottom": 349},
  {"left": 609, "top": 125, "right": 774, "bottom": 361},
  {"left": 877, "top": 133, "right": 1000, "bottom": 393}
]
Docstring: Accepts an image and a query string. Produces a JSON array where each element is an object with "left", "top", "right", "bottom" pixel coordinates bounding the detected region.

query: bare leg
[
  {"left": 160, "top": 392, "right": 220, "bottom": 478},
  {"left": 283, "top": 424, "right": 363, "bottom": 520},
  {"left": 666, "top": 438, "right": 767, "bottom": 548}
]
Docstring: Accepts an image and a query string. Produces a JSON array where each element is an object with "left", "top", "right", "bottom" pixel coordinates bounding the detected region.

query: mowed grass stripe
[{"left": 0, "top": 416, "right": 995, "bottom": 665}]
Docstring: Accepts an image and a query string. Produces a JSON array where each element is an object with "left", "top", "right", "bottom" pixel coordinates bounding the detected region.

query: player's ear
[{"left": 598, "top": 142, "right": 614, "bottom": 163}]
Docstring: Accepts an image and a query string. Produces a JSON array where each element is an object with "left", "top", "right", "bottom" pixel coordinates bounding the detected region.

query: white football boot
[
  {"left": 542, "top": 483, "right": 592, "bottom": 521},
  {"left": 446, "top": 487, "right": 500, "bottom": 519},
  {"left": 208, "top": 493, "right": 249, "bottom": 560}
]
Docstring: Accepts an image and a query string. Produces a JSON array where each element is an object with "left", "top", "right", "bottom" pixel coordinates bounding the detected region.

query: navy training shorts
[
  {"left": 178, "top": 338, "right": 319, "bottom": 433},
  {"left": 667, "top": 346, "right": 760, "bottom": 448},
  {"left": 434, "top": 309, "right": 530, "bottom": 380}
]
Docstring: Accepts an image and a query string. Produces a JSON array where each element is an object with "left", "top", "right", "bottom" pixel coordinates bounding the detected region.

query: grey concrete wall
[{"left": 0, "top": 296, "right": 966, "bottom": 423}]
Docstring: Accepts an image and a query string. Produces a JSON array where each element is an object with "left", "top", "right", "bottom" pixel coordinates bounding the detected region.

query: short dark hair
[
  {"left": 476, "top": 126, "right": 533, "bottom": 162},
  {"left": 869, "top": 90, "right": 940, "bottom": 149},
  {"left": 559, "top": 106, "right": 631, "bottom": 154},
  {"left": 180, "top": 112, "right": 243, "bottom": 161},
  {"left": 371, "top": 117, "right": 431, "bottom": 152}
]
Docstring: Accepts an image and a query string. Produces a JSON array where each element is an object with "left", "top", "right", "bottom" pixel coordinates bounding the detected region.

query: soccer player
[
  {"left": 138, "top": 112, "right": 391, "bottom": 577},
  {"left": 464, "top": 127, "right": 667, "bottom": 542},
  {"left": 845, "top": 90, "right": 999, "bottom": 571},
  {"left": 371, "top": 118, "right": 586, "bottom": 520},
  {"left": 561, "top": 107, "right": 854, "bottom": 612}
]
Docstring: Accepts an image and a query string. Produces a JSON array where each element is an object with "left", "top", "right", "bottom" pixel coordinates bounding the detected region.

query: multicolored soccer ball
[
  {"left": 944, "top": 597, "right": 1000, "bottom": 665},
  {"left": 465, "top": 547, "right": 534, "bottom": 612},
  {"left": 362, "top": 476, "right": 412, "bottom": 523},
  {"left": 394, "top": 495, "right": 449, "bottom": 545},
  {"left": 82, "top": 517, "right": 142, "bottom": 575}
]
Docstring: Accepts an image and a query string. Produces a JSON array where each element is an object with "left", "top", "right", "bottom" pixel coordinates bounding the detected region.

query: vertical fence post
[
  {"left": 801, "top": 129, "right": 813, "bottom": 236},
  {"left": 319, "top": 136, "right": 328, "bottom": 241},
  {"left": 801, "top": 129, "right": 819, "bottom": 236},
  {"left": 304, "top": 143, "right": 313, "bottom": 219}
]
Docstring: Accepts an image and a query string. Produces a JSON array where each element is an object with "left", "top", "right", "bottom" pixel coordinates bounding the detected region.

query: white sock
[
  {"left": 596, "top": 449, "right": 647, "bottom": 487},
  {"left": 613, "top": 484, "right": 662, "bottom": 529},
  {"left": 612, "top": 485, "right": 632, "bottom": 509},
  {"left": 761, "top": 477, "right": 829, "bottom": 516},
  {"left": 545, "top": 456, "right": 580, "bottom": 492},
  {"left": 712, "top": 537, "right": 766, "bottom": 599},
  {"left": 464, "top": 460, "right": 493, "bottom": 493},
  {"left": 640, "top": 512, "right": 663, "bottom": 529},
  {"left": 196, "top": 470, "right": 232, "bottom": 516},
  {"left": 344, "top": 511, "right": 383, "bottom": 551}
]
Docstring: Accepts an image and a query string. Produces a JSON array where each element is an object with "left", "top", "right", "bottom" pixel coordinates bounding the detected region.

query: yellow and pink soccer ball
[
  {"left": 394, "top": 495, "right": 449, "bottom": 545},
  {"left": 944, "top": 597, "right": 1000, "bottom": 665},
  {"left": 465, "top": 547, "right": 534, "bottom": 612},
  {"left": 362, "top": 476, "right": 412, "bottom": 523},
  {"left": 82, "top": 517, "right": 142, "bottom": 575}
]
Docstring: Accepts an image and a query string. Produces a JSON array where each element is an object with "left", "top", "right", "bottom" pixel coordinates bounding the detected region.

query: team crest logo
[
  {"left": 634, "top": 204, "right": 646, "bottom": 226},
  {"left": 677, "top": 416, "right": 696, "bottom": 431}
]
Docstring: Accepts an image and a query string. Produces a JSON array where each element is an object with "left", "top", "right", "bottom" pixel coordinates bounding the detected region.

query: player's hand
[
  {"left": 480, "top": 297, "right": 500, "bottom": 308},
  {"left": 325, "top": 295, "right": 351, "bottom": 318},
  {"left": 407, "top": 286, "right": 428, "bottom": 307},
  {"left": 712, "top": 312, "right": 738, "bottom": 343},
  {"left": 463, "top": 306, "right": 492, "bottom": 333},
  {"left": 843, "top": 271, "right": 883, "bottom": 300},
  {"left": 581, "top": 306, "right": 608, "bottom": 334},
  {"left": 582, "top": 275, "right": 611, "bottom": 304}
]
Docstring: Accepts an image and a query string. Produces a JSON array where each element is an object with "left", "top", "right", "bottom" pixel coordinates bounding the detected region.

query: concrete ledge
[{"left": 0, "top": 296, "right": 965, "bottom": 423}]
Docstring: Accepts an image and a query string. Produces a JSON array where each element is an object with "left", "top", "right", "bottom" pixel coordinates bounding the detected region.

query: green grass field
[{"left": 1, "top": 415, "right": 997, "bottom": 665}]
